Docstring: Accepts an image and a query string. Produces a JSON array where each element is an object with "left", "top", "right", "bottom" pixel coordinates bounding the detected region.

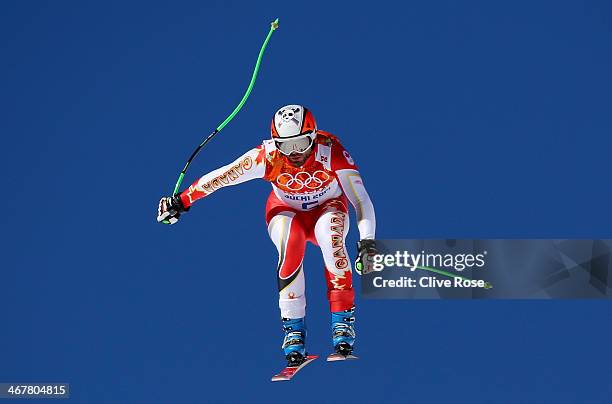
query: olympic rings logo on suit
[{"left": 276, "top": 170, "right": 332, "bottom": 191}]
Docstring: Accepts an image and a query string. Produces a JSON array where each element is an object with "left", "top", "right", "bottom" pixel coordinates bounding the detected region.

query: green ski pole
[{"left": 171, "top": 18, "right": 279, "bottom": 197}]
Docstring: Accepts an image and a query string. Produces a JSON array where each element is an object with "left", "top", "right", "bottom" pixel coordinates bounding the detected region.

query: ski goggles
[{"left": 275, "top": 133, "right": 314, "bottom": 155}]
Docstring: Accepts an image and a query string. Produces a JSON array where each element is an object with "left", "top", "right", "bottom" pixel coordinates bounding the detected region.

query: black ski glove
[
  {"left": 157, "top": 195, "right": 189, "bottom": 225},
  {"left": 355, "top": 239, "right": 377, "bottom": 275}
]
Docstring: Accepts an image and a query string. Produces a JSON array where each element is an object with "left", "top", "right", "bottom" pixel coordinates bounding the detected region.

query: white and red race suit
[{"left": 179, "top": 131, "right": 376, "bottom": 319}]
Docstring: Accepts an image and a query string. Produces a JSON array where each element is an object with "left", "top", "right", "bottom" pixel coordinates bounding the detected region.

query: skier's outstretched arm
[
  {"left": 157, "top": 146, "right": 266, "bottom": 224},
  {"left": 180, "top": 147, "right": 265, "bottom": 206}
]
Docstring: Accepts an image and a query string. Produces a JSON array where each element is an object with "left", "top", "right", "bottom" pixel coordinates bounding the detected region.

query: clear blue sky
[{"left": 1, "top": 1, "right": 611, "bottom": 403}]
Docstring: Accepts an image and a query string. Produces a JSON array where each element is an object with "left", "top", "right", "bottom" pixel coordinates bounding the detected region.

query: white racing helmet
[{"left": 270, "top": 105, "right": 317, "bottom": 155}]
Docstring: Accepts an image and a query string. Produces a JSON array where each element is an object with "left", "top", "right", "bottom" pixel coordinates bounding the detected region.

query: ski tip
[{"left": 271, "top": 18, "right": 279, "bottom": 30}]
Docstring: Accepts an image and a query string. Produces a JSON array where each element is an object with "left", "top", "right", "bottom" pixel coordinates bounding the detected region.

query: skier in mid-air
[{"left": 157, "top": 105, "right": 376, "bottom": 366}]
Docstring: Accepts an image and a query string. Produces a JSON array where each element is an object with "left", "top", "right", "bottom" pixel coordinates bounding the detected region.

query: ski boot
[
  {"left": 331, "top": 306, "right": 356, "bottom": 357},
  {"left": 282, "top": 317, "right": 307, "bottom": 367}
]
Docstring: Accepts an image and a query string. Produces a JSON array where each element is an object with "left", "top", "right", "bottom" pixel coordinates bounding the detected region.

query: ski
[
  {"left": 326, "top": 352, "right": 359, "bottom": 362},
  {"left": 271, "top": 355, "right": 319, "bottom": 382}
]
